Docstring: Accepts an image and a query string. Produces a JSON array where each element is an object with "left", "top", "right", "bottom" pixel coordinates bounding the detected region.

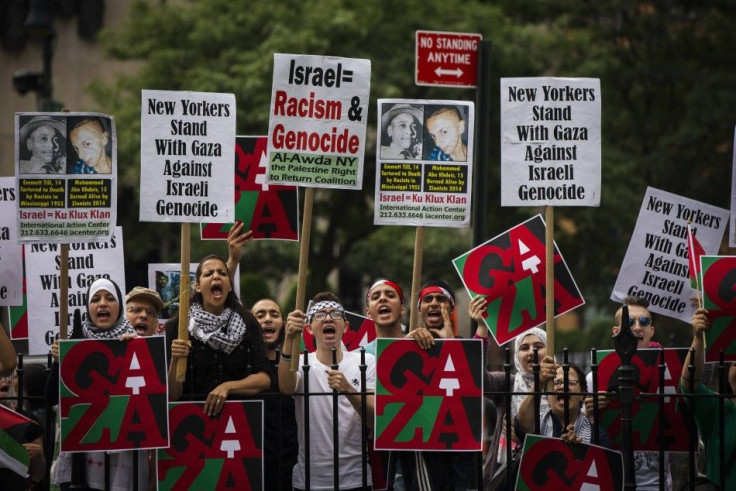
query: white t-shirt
[{"left": 292, "top": 350, "right": 376, "bottom": 490}]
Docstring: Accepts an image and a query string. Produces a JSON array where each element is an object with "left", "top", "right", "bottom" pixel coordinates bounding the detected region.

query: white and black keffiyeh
[
  {"left": 188, "top": 303, "right": 247, "bottom": 354},
  {"left": 83, "top": 317, "right": 135, "bottom": 339},
  {"left": 307, "top": 300, "right": 344, "bottom": 322}
]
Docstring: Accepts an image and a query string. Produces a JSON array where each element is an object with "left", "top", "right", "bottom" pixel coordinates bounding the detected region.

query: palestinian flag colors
[
  {"left": 594, "top": 348, "right": 689, "bottom": 452},
  {"left": 517, "top": 434, "right": 623, "bottom": 490},
  {"left": 687, "top": 223, "right": 705, "bottom": 290},
  {"left": 59, "top": 336, "right": 169, "bottom": 452},
  {"left": 302, "top": 310, "right": 377, "bottom": 353},
  {"left": 200, "top": 136, "right": 299, "bottom": 241},
  {"left": 453, "top": 214, "right": 584, "bottom": 345},
  {"left": 158, "top": 401, "right": 264, "bottom": 491},
  {"left": 0, "top": 405, "right": 32, "bottom": 477},
  {"left": 700, "top": 255, "right": 736, "bottom": 362},
  {"left": 375, "top": 338, "right": 483, "bottom": 451}
]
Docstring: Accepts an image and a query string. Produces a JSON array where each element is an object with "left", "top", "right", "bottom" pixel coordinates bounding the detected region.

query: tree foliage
[{"left": 92, "top": 0, "right": 736, "bottom": 339}]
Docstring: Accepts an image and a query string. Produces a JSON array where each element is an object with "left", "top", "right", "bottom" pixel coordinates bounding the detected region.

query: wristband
[{"left": 280, "top": 351, "right": 292, "bottom": 361}]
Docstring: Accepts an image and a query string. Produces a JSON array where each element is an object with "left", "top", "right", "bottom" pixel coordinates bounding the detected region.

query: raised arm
[
  {"left": 516, "top": 355, "right": 557, "bottom": 433},
  {"left": 278, "top": 310, "right": 306, "bottom": 395},
  {"left": 226, "top": 221, "right": 253, "bottom": 280},
  {"left": 680, "top": 308, "right": 710, "bottom": 391}
]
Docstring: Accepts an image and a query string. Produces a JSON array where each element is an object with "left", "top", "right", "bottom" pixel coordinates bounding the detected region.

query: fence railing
[{"left": 2, "top": 344, "right": 732, "bottom": 491}]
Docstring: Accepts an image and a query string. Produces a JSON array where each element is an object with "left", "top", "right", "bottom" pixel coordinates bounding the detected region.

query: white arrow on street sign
[{"left": 435, "top": 67, "right": 464, "bottom": 78}]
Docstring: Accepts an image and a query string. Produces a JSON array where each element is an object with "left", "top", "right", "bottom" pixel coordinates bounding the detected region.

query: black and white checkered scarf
[{"left": 188, "top": 303, "right": 246, "bottom": 354}]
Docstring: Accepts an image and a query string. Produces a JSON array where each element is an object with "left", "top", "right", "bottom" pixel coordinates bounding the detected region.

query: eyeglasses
[
  {"left": 553, "top": 379, "right": 580, "bottom": 387},
  {"left": 421, "top": 294, "right": 449, "bottom": 304},
  {"left": 127, "top": 306, "right": 157, "bottom": 317},
  {"left": 627, "top": 316, "right": 651, "bottom": 328},
  {"left": 312, "top": 310, "right": 345, "bottom": 321}
]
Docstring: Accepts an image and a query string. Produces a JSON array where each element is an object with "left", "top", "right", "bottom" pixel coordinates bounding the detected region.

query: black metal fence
[{"left": 2, "top": 345, "right": 732, "bottom": 491}]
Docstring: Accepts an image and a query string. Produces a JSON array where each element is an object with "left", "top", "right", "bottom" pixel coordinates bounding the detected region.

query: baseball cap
[{"left": 125, "top": 286, "right": 164, "bottom": 311}]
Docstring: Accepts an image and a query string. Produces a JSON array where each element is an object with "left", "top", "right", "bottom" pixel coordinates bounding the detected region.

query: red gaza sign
[{"left": 415, "top": 30, "right": 482, "bottom": 88}]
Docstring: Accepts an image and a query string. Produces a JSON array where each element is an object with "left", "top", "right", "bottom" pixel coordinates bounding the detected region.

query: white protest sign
[
  {"left": 0, "top": 177, "right": 23, "bottom": 306},
  {"left": 730, "top": 126, "right": 736, "bottom": 247},
  {"left": 25, "top": 226, "right": 125, "bottom": 355},
  {"left": 147, "top": 262, "right": 240, "bottom": 323},
  {"left": 500, "top": 77, "right": 601, "bottom": 207},
  {"left": 374, "top": 99, "right": 474, "bottom": 227},
  {"left": 140, "top": 90, "right": 236, "bottom": 223},
  {"left": 15, "top": 112, "right": 117, "bottom": 242},
  {"left": 612, "top": 187, "right": 728, "bottom": 323},
  {"left": 267, "top": 54, "right": 371, "bottom": 189}
]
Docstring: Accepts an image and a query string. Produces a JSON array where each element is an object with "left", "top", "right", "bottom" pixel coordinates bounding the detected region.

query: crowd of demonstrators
[
  {"left": 48, "top": 278, "right": 147, "bottom": 491},
  {"left": 5, "top": 224, "right": 735, "bottom": 491},
  {"left": 680, "top": 308, "right": 736, "bottom": 488},
  {"left": 279, "top": 292, "right": 376, "bottom": 491}
]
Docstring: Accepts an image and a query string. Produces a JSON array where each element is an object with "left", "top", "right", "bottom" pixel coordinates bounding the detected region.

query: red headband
[
  {"left": 367, "top": 279, "right": 404, "bottom": 304},
  {"left": 417, "top": 286, "right": 454, "bottom": 310}
]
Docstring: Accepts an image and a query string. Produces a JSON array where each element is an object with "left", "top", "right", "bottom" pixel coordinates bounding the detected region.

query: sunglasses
[{"left": 627, "top": 316, "right": 651, "bottom": 328}]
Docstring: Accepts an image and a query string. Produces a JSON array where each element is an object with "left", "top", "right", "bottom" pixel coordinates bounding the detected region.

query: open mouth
[
  {"left": 97, "top": 310, "right": 111, "bottom": 322},
  {"left": 322, "top": 326, "right": 336, "bottom": 336},
  {"left": 211, "top": 285, "right": 223, "bottom": 299},
  {"left": 134, "top": 324, "right": 148, "bottom": 336}
]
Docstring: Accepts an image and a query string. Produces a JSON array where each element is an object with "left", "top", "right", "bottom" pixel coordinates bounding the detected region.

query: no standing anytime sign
[{"left": 415, "top": 30, "right": 482, "bottom": 88}]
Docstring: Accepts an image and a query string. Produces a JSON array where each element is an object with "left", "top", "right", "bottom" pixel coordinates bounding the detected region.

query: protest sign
[
  {"left": 25, "top": 226, "right": 125, "bottom": 355},
  {"left": 15, "top": 112, "right": 117, "bottom": 241},
  {"left": 139, "top": 90, "right": 236, "bottom": 223},
  {"left": 517, "top": 434, "right": 623, "bottom": 491},
  {"left": 302, "top": 310, "right": 376, "bottom": 353},
  {"left": 158, "top": 401, "right": 263, "bottom": 491},
  {"left": 375, "top": 338, "right": 483, "bottom": 451},
  {"left": 266, "top": 54, "right": 371, "bottom": 189},
  {"left": 700, "top": 255, "right": 736, "bottom": 361},
  {"left": 611, "top": 187, "right": 728, "bottom": 323},
  {"left": 0, "top": 405, "right": 33, "bottom": 478},
  {"left": 148, "top": 262, "right": 240, "bottom": 327},
  {"left": 0, "top": 177, "right": 22, "bottom": 306},
  {"left": 59, "top": 336, "right": 169, "bottom": 452},
  {"left": 500, "top": 78, "right": 601, "bottom": 207},
  {"left": 453, "top": 215, "right": 584, "bottom": 345},
  {"left": 374, "top": 99, "right": 475, "bottom": 228},
  {"left": 593, "top": 348, "right": 689, "bottom": 452},
  {"left": 201, "top": 136, "right": 299, "bottom": 241}
]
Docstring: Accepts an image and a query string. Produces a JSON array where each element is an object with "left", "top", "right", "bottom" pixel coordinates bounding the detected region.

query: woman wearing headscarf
[
  {"left": 469, "top": 297, "right": 550, "bottom": 486},
  {"left": 166, "top": 254, "right": 271, "bottom": 415},
  {"left": 49, "top": 277, "right": 147, "bottom": 491}
]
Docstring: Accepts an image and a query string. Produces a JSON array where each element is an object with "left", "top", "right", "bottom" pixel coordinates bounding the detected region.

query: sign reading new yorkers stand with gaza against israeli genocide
[
  {"left": 266, "top": 54, "right": 371, "bottom": 190},
  {"left": 500, "top": 78, "right": 601, "bottom": 207},
  {"left": 612, "top": 187, "right": 728, "bottom": 323},
  {"left": 25, "top": 226, "right": 125, "bottom": 355},
  {"left": 139, "top": 90, "right": 235, "bottom": 222},
  {"left": 0, "top": 177, "right": 22, "bottom": 306}
]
